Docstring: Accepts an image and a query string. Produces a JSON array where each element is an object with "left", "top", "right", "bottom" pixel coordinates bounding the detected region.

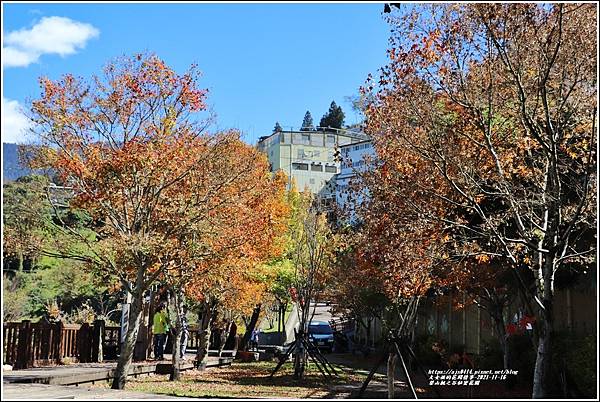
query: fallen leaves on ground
[{"left": 92, "top": 361, "right": 367, "bottom": 398}]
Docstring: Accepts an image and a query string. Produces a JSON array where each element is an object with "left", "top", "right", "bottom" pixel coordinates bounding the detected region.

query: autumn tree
[
  {"left": 346, "top": 156, "right": 451, "bottom": 397},
  {"left": 27, "top": 53, "right": 251, "bottom": 389},
  {"left": 328, "top": 243, "right": 390, "bottom": 352},
  {"left": 160, "top": 146, "right": 289, "bottom": 375},
  {"left": 364, "top": 3, "right": 596, "bottom": 397}
]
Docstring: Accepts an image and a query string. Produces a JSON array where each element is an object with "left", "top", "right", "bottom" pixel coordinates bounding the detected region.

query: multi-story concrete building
[
  {"left": 335, "top": 139, "right": 375, "bottom": 219},
  {"left": 257, "top": 129, "right": 368, "bottom": 202}
]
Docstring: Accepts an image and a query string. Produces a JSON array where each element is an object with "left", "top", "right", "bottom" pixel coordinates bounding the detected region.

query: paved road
[
  {"left": 2, "top": 382, "right": 183, "bottom": 399},
  {"left": 2, "top": 355, "right": 232, "bottom": 400},
  {"left": 2, "top": 353, "right": 231, "bottom": 386},
  {"left": 284, "top": 302, "right": 336, "bottom": 343}
]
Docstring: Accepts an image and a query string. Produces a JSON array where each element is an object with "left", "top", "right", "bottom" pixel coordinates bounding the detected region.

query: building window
[
  {"left": 302, "top": 133, "right": 310, "bottom": 143},
  {"left": 292, "top": 163, "right": 309, "bottom": 171},
  {"left": 280, "top": 133, "right": 285, "bottom": 143},
  {"left": 325, "top": 166, "right": 337, "bottom": 173},
  {"left": 297, "top": 149, "right": 305, "bottom": 158},
  {"left": 326, "top": 134, "right": 336, "bottom": 145},
  {"left": 311, "top": 164, "right": 323, "bottom": 172}
]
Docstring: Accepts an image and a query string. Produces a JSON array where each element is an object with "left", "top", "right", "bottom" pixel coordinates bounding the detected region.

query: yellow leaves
[
  {"left": 475, "top": 254, "right": 490, "bottom": 264},
  {"left": 515, "top": 164, "right": 529, "bottom": 177},
  {"left": 566, "top": 149, "right": 579, "bottom": 159}
]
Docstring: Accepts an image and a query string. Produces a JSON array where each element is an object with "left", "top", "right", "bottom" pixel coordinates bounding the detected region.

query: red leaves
[
  {"left": 506, "top": 315, "right": 536, "bottom": 336},
  {"left": 518, "top": 314, "right": 535, "bottom": 329},
  {"left": 28, "top": 54, "right": 289, "bottom": 307},
  {"left": 506, "top": 323, "right": 518, "bottom": 335}
]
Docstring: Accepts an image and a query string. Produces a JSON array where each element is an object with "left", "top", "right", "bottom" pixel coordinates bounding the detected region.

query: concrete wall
[
  {"left": 353, "top": 284, "right": 596, "bottom": 355},
  {"left": 414, "top": 285, "right": 597, "bottom": 354},
  {"left": 336, "top": 140, "right": 375, "bottom": 217},
  {"left": 258, "top": 131, "right": 367, "bottom": 197}
]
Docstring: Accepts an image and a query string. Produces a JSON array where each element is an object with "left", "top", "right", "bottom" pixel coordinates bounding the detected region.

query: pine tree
[
  {"left": 319, "top": 101, "right": 345, "bottom": 130},
  {"left": 300, "top": 111, "right": 314, "bottom": 131},
  {"left": 273, "top": 122, "right": 283, "bottom": 133}
]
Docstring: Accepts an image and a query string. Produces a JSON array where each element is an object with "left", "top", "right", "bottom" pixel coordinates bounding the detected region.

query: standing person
[
  {"left": 153, "top": 303, "right": 169, "bottom": 360},
  {"left": 180, "top": 305, "right": 189, "bottom": 360},
  {"left": 251, "top": 328, "right": 260, "bottom": 351}
]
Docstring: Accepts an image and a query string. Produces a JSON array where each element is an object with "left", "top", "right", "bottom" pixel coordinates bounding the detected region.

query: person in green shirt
[{"left": 153, "top": 303, "right": 169, "bottom": 360}]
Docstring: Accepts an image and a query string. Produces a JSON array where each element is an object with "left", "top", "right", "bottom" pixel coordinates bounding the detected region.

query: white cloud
[
  {"left": 3, "top": 16, "right": 99, "bottom": 68},
  {"left": 2, "top": 47, "right": 38, "bottom": 67},
  {"left": 2, "top": 98, "right": 32, "bottom": 144}
]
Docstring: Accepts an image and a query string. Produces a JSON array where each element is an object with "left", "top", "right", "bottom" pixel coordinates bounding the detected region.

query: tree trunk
[
  {"left": 197, "top": 325, "right": 211, "bottom": 364},
  {"left": 111, "top": 290, "right": 144, "bottom": 389},
  {"left": 17, "top": 250, "right": 24, "bottom": 272},
  {"left": 240, "top": 304, "right": 261, "bottom": 351},
  {"left": 366, "top": 318, "right": 372, "bottom": 351},
  {"left": 387, "top": 352, "right": 398, "bottom": 399},
  {"left": 501, "top": 334, "right": 510, "bottom": 371},
  {"left": 532, "top": 303, "right": 554, "bottom": 398},
  {"left": 293, "top": 334, "right": 308, "bottom": 380},
  {"left": 196, "top": 300, "right": 214, "bottom": 365},
  {"left": 170, "top": 288, "right": 184, "bottom": 381},
  {"left": 532, "top": 204, "right": 558, "bottom": 399},
  {"left": 491, "top": 312, "right": 510, "bottom": 370},
  {"left": 219, "top": 321, "right": 231, "bottom": 357}
]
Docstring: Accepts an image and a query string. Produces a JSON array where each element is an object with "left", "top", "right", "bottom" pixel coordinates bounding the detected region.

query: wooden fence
[
  {"left": 3, "top": 319, "right": 107, "bottom": 369},
  {"left": 186, "top": 324, "right": 203, "bottom": 351},
  {"left": 3, "top": 319, "right": 217, "bottom": 369}
]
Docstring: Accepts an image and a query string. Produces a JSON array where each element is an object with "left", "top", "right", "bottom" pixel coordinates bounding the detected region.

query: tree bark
[
  {"left": 111, "top": 289, "right": 143, "bottom": 389},
  {"left": 532, "top": 298, "right": 554, "bottom": 398},
  {"left": 490, "top": 307, "right": 510, "bottom": 370},
  {"left": 17, "top": 250, "right": 24, "bottom": 272},
  {"left": 532, "top": 192, "right": 559, "bottom": 398},
  {"left": 170, "top": 288, "right": 184, "bottom": 381},
  {"left": 240, "top": 304, "right": 261, "bottom": 351},
  {"left": 293, "top": 334, "right": 308, "bottom": 380},
  {"left": 218, "top": 320, "right": 232, "bottom": 357},
  {"left": 196, "top": 300, "right": 214, "bottom": 365},
  {"left": 387, "top": 352, "right": 398, "bottom": 399},
  {"left": 366, "top": 318, "right": 372, "bottom": 351}
]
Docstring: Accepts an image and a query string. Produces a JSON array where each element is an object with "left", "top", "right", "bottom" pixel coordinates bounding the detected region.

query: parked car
[{"left": 308, "top": 321, "right": 335, "bottom": 353}]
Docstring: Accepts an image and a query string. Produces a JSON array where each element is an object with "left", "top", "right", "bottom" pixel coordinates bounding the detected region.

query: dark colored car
[{"left": 308, "top": 321, "right": 335, "bottom": 353}]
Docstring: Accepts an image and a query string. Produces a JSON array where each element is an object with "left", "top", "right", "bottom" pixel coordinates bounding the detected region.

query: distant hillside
[{"left": 3, "top": 143, "right": 33, "bottom": 182}]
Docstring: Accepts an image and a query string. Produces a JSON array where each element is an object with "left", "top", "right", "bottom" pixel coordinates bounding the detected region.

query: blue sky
[{"left": 2, "top": 2, "right": 392, "bottom": 145}]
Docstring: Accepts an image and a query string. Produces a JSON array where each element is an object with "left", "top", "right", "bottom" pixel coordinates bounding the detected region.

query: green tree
[
  {"left": 286, "top": 189, "right": 337, "bottom": 379},
  {"left": 273, "top": 122, "right": 283, "bottom": 133},
  {"left": 300, "top": 111, "right": 314, "bottom": 131},
  {"left": 2, "top": 175, "right": 52, "bottom": 273},
  {"left": 319, "top": 101, "right": 345, "bottom": 130}
]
